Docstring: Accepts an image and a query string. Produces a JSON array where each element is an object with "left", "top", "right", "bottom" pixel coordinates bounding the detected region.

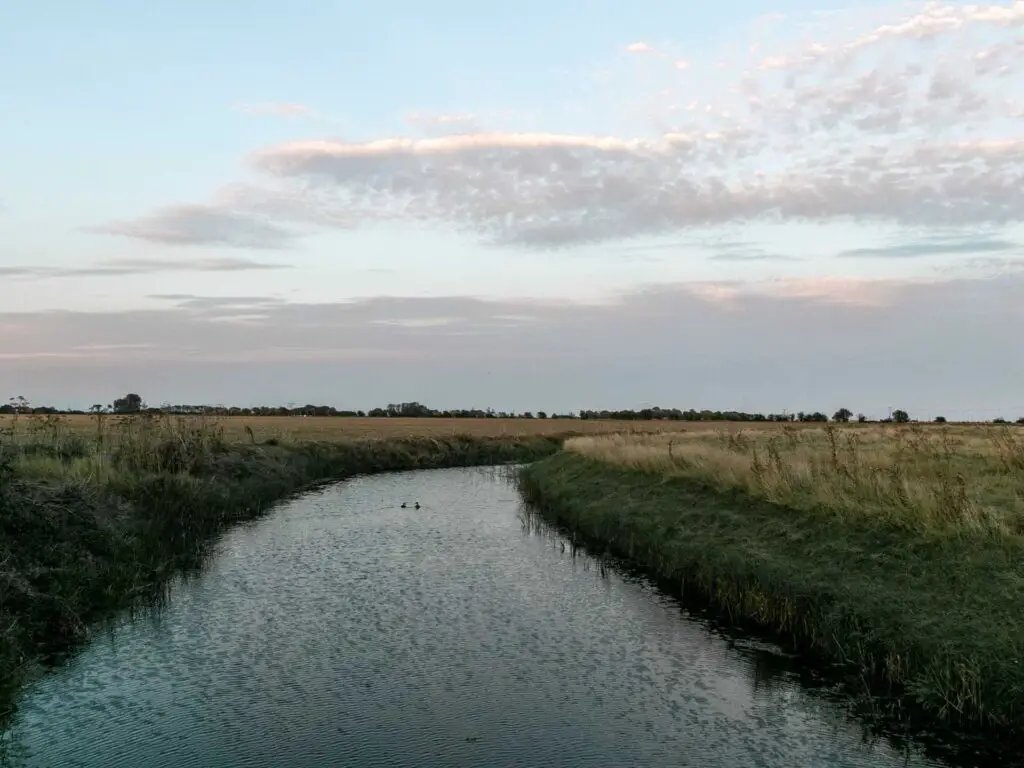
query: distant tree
[
  {"left": 993, "top": 417, "right": 1008, "bottom": 424},
  {"left": 892, "top": 409, "right": 910, "bottom": 423},
  {"left": 536, "top": 411, "right": 547, "bottom": 419},
  {"left": 934, "top": 416, "right": 947, "bottom": 423},
  {"left": 112, "top": 393, "right": 144, "bottom": 414},
  {"left": 832, "top": 408, "right": 853, "bottom": 423},
  {"left": 856, "top": 413, "right": 868, "bottom": 423},
  {"left": 8, "top": 395, "right": 30, "bottom": 414},
  {"left": 1016, "top": 417, "right": 1024, "bottom": 425},
  {"left": 798, "top": 411, "right": 827, "bottom": 422}
]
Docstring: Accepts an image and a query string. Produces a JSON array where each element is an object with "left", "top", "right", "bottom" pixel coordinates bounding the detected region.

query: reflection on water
[{"left": 2, "top": 466, "right": 947, "bottom": 767}]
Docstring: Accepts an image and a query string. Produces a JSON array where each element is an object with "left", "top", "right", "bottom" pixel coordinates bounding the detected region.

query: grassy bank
[
  {"left": 517, "top": 448, "right": 1024, "bottom": 735},
  {"left": 0, "top": 413, "right": 562, "bottom": 714}
]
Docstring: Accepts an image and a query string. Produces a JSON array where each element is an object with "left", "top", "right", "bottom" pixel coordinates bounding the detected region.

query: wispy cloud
[
  {"left": 838, "top": 236, "right": 1022, "bottom": 259},
  {"left": 624, "top": 41, "right": 656, "bottom": 54},
  {"left": 245, "top": 131, "right": 1023, "bottom": 247},
  {"left": 87, "top": 204, "right": 301, "bottom": 250},
  {"left": 1, "top": 257, "right": 291, "bottom": 280},
  {"left": 707, "top": 242, "right": 801, "bottom": 262},
  {"left": 757, "top": 2, "right": 1024, "bottom": 71},
  {"left": 91, "top": 1, "right": 1024, "bottom": 251}
]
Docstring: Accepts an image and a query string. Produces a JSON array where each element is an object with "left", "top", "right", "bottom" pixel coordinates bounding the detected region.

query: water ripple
[{"left": 3, "top": 467, "right": 944, "bottom": 767}]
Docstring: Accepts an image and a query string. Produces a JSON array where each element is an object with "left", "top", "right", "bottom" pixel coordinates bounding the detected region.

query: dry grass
[
  {"left": 0, "top": 412, "right": 671, "bottom": 486},
  {"left": 566, "top": 423, "right": 1024, "bottom": 534},
  {"left": 0, "top": 414, "right": 673, "bottom": 445}
]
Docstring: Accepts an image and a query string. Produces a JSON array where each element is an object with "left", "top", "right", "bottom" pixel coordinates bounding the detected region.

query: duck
[
  {"left": 401, "top": 502, "right": 407, "bottom": 508},
  {"left": 414, "top": 501, "right": 421, "bottom": 509}
]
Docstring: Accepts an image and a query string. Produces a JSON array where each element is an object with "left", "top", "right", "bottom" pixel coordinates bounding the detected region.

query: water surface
[{"left": 2, "top": 466, "right": 948, "bottom": 767}]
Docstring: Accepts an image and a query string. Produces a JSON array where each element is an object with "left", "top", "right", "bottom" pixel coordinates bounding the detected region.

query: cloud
[
  {"left": 87, "top": 204, "right": 301, "bottom": 249},
  {"left": 707, "top": 253, "right": 796, "bottom": 262},
  {"left": 244, "top": 130, "right": 1024, "bottom": 247},
  {"left": 973, "top": 39, "right": 1024, "bottom": 75},
  {"left": 4, "top": 274, "right": 1024, "bottom": 418},
  {"left": 148, "top": 294, "right": 288, "bottom": 311},
  {"left": 757, "top": 2, "right": 1024, "bottom": 71},
  {"left": 232, "top": 102, "right": 312, "bottom": 117},
  {"left": 943, "top": 255, "right": 1024, "bottom": 274},
  {"left": 210, "top": 183, "right": 363, "bottom": 229},
  {"left": 738, "top": 276, "right": 906, "bottom": 307},
  {"left": 624, "top": 42, "right": 656, "bottom": 54},
  {"left": 89, "top": 2, "right": 1024, "bottom": 250},
  {"left": 707, "top": 242, "right": 801, "bottom": 262},
  {"left": 0, "top": 257, "right": 292, "bottom": 280},
  {"left": 837, "top": 236, "right": 1022, "bottom": 259}
]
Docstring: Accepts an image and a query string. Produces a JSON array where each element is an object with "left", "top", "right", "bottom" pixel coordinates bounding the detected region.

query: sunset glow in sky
[{"left": 2, "top": 1, "right": 1023, "bottom": 418}]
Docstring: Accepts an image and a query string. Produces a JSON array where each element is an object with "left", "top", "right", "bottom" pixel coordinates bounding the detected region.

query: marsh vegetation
[
  {"left": 565, "top": 424, "right": 1024, "bottom": 534},
  {"left": 0, "top": 411, "right": 563, "bottom": 713},
  {"left": 519, "top": 424, "right": 1024, "bottom": 739}
]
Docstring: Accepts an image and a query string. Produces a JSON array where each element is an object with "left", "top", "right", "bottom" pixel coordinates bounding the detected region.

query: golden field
[
  {"left": 566, "top": 423, "right": 1024, "bottom": 534},
  {"left": 2, "top": 413, "right": 678, "bottom": 443}
]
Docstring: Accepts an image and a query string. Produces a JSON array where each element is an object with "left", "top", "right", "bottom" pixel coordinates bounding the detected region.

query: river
[{"left": 1, "top": 466, "right": 949, "bottom": 767}]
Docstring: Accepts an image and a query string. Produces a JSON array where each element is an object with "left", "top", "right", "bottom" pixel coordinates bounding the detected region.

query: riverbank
[
  {"left": 517, "top": 451, "right": 1024, "bottom": 736},
  {"left": 3, "top": 463, "right": 938, "bottom": 768},
  {"left": 0, "top": 424, "right": 561, "bottom": 709}
]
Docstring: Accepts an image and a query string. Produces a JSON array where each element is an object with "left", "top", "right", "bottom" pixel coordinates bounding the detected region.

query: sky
[{"left": 2, "top": 0, "right": 1023, "bottom": 419}]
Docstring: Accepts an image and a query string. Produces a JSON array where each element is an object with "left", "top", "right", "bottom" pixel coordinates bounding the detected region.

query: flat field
[
  {"left": 566, "top": 423, "right": 1024, "bottom": 534},
  {"left": 2, "top": 414, "right": 678, "bottom": 443}
]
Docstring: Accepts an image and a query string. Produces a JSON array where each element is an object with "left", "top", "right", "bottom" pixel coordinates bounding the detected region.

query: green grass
[
  {"left": 517, "top": 451, "right": 1024, "bottom": 735},
  {"left": 0, "top": 416, "right": 562, "bottom": 720}
]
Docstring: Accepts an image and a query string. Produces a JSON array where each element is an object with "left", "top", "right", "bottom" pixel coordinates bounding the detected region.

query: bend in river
[{"left": 2, "top": 466, "right": 953, "bottom": 767}]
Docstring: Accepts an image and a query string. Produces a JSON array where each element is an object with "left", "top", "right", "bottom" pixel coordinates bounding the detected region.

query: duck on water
[{"left": 401, "top": 502, "right": 421, "bottom": 509}]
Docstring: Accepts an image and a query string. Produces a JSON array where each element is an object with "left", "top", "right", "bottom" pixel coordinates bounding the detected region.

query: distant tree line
[{"left": 3, "top": 395, "right": 1023, "bottom": 424}]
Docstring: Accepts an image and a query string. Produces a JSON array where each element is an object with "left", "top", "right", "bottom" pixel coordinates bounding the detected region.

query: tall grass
[{"left": 565, "top": 424, "right": 1024, "bottom": 535}]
